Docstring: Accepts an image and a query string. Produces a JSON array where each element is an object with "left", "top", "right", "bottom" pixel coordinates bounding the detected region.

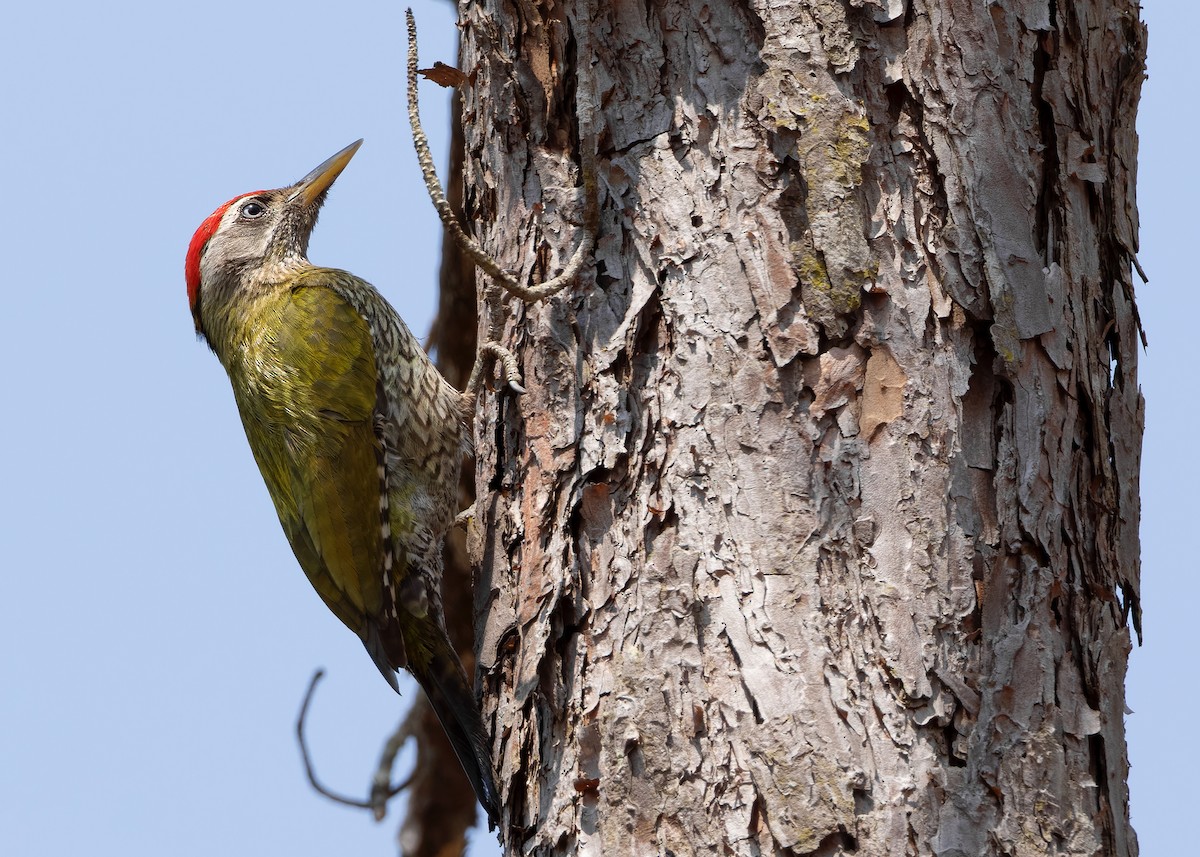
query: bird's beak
[{"left": 290, "top": 139, "right": 363, "bottom": 207}]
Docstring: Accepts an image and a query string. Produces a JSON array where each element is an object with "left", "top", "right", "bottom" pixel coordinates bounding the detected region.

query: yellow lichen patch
[
  {"left": 830, "top": 114, "right": 871, "bottom": 187},
  {"left": 829, "top": 278, "right": 863, "bottom": 314},
  {"left": 852, "top": 263, "right": 879, "bottom": 284},
  {"left": 795, "top": 250, "right": 865, "bottom": 316},
  {"left": 797, "top": 252, "right": 832, "bottom": 293}
]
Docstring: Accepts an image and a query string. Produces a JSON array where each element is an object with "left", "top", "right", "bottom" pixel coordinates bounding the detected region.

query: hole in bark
[
  {"left": 1032, "top": 28, "right": 1061, "bottom": 264},
  {"left": 668, "top": 128, "right": 686, "bottom": 162},
  {"left": 595, "top": 258, "right": 618, "bottom": 292},
  {"left": 691, "top": 214, "right": 702, "bottom": 227},
  {"left": 852, "top": 785, "right": 874, "bottom": 814},
  {"left": 884, "top": 80, "right": 910, "bottom": 124},
  {"left": 862, "top": 289, "right": 889, "bottom": 316},
  {"left": 560, "top": 15, "right": 579, "bottom": 152},
  {"left": 1075, "top": 380, "right": 1097, "bottom": 456},
  {"left": 943, "top": 723, "right": 966, "bottom": 767},
  {"left": 624, "top": 735, "right": 645, "bottom": 777},
  {"left": 1088, "top": 733, "right": 1108, "bottom": 799},
  {"left": 801, "top": 827, "right": 860, "bottom": 855},
  {"left": 488, "top": 394, "right": 521, "bottom": 493},
  {"left": 834, "top": 828, "right": 860, "bottom": 852},
  {"left": 813, "top": 323, "right": 858, "bottom": 358}
]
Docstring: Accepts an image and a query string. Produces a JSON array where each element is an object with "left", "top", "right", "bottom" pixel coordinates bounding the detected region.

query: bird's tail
[{"left": 407, "top": 625, "right": 501, "bottom": 829}]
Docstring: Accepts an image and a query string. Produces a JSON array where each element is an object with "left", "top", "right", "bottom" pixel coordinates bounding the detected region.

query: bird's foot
[
  {"left": 453, "top": 503, "right": 476, "bottom": 530},
  {"left": 466, "top": 341, "right": 526, "bottom": 399}
]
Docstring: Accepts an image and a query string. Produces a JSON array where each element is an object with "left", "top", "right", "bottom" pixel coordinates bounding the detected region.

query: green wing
[
  {"left": 227, "top": 277, "right": 498, "bottom": 815},
  {"left": 234, "top": 278, "right": 387, "bottom": 654}
]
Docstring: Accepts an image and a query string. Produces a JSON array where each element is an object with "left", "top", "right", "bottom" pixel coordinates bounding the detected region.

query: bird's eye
[{"left": 240, "top": 201, "right": 266, "bottom": 219}]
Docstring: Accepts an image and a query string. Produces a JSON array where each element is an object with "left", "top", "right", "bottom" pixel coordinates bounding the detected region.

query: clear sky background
[{"left": 0, "top": 2, "right": 1189, "bottom": 855}]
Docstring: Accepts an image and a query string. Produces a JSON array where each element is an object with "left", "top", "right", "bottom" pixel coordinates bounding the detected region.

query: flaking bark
[{"left": 459, "top": 1, "right": 1144, "bottom": 854}]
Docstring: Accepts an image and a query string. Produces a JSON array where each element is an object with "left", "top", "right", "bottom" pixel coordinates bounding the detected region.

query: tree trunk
[{"left": 457, "top": 1, "right": 1145, "bottom": 854}]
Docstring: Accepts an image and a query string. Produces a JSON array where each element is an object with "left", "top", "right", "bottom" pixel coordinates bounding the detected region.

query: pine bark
[{"left": 456, "top": 1, "right": 1145, "bottom": 854}]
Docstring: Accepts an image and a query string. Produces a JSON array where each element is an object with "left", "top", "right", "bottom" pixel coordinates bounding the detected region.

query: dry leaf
[{"left": 418, "top": 62, "right": 469, "bottom": 88}]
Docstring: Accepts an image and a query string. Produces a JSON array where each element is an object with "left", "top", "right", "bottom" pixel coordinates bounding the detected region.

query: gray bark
[{"left": 458, "top": 1, "right": 1145, "bottom": 854}]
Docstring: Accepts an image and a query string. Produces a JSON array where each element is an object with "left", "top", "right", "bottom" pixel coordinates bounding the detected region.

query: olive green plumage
[{"left": 187, "top": 142, "right": 498, "bottom": 826}]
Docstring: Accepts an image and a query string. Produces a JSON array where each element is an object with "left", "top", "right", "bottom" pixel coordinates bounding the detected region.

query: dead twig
[
  {"left": 294, "top": 670, "right": 412, "bottom": 817},
  {"left": 404, "top": 7, "right": 598, "bottom": 304}
]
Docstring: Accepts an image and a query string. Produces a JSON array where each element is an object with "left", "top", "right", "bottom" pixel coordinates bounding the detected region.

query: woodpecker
[{"left": 186, "top": 140, "right": 499, "bottom": 826}]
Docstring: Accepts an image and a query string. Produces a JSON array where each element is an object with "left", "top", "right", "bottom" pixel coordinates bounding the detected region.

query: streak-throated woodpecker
[{"left": 185, "top": 140, "right": 499, "bottom": 825}]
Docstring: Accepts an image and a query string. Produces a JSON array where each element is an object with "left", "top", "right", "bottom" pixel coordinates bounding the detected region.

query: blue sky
[{"left": 0, "top": 2, "right": 1189, "bottom": 854}]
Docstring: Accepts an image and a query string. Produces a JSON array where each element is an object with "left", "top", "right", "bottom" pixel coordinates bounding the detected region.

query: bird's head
[{"left": 185, "top": 139, "right": 363, "bottom": 337}]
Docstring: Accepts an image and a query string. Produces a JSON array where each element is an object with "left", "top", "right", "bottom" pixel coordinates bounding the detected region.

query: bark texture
[{"left": 457, "top": 1, "right": 1145, "bottom": 854}]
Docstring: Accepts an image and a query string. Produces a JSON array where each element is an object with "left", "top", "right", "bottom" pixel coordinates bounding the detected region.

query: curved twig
[
  {"left": 405, "top": 8, "right": 597, "bottom": 303},
  {"left": 294, "top": 670, "right": 412, "bottom": 815},
  {"left": 369, "top": 720, "right": 416, "bottom": 821},
  {"left": 295, "top": 670, "right": 373, "bottom": 809}
]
